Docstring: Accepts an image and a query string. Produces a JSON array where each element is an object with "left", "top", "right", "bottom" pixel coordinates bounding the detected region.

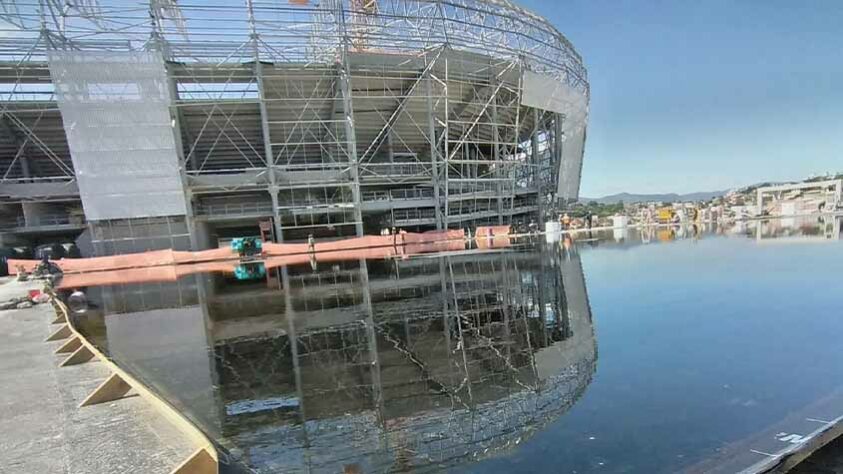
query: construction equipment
[
  {"left": 231, "top": 237, "right": 263, "bottom": 261},
  {"left": 234, "top": 262, "right": 266, "bottom": 280}
]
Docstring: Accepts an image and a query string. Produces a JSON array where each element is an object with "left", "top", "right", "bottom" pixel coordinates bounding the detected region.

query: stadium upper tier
[
  {"left": 0, "top": 0, "right": 586, "bottom": 86},
  {"left": 0, "top": 0, "right": 589, "bottom": 246}
]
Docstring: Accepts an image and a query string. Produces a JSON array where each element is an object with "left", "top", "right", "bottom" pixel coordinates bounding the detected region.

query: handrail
[
  {"left": 362, "top": 188, "right": 434, "bottom": 202},
  {"left": 0, "top": 214, "right": 85, "bottom": 231},
  {"left": 194, "top": 202, "right": 273, "bottom": 216}
]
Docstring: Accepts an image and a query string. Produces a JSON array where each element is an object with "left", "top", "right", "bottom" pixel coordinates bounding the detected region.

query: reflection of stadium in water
[
  {"left": 751, "top": 215, "right": 842, "bottom": 242},
  {"left": 73, "top": 244, "right": 596, "bottom": 473}
]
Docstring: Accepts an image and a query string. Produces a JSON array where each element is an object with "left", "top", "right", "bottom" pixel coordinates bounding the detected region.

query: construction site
[{"left": 0, "top": 0, "right": 589, "bottom": 256}]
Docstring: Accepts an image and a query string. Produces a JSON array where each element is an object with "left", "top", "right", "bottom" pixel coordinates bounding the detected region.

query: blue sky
[{"left": 517, "top": 0, "right": 843, "bottom": 197}]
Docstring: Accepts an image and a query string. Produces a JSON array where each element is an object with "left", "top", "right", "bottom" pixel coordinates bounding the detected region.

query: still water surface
[{"left": 67, "top": 218, "right": 843, "bottom": 473}]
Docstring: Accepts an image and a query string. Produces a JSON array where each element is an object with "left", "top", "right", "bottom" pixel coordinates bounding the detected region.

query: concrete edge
[
  {"left": 49, "top": 292, "right": 220, "bottom": 474},
  {"left": 742, "top": 415, "right": 843, "bottom": 473}
]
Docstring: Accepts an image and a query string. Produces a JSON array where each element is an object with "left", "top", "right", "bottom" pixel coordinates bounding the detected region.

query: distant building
[{"left": 756, "top": 179, "right": 843, "bottom": 217}]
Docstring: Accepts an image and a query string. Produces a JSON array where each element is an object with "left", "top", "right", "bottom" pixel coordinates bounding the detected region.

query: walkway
[{"left": 0, "top": 278, "right": 195, "bottom": 474}]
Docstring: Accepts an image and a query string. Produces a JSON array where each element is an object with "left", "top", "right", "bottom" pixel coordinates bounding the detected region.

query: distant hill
[{"left": 580, "top": 190, "right": 727, "bottom": 204}]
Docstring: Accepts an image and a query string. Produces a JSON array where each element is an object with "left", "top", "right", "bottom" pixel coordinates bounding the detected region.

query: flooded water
[{"left": 64, "top": 217, "right": 843, "bottom": 473}]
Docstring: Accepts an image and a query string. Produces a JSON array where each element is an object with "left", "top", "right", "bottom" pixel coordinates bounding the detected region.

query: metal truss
[{"left": 1, "top": 0, "right": 588, "bottom": 238}]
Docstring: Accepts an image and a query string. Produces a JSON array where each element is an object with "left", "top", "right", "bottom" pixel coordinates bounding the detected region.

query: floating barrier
[
  {"left": 10, "top": 229, "right": 475, "bottom": 276},
  {"left": 49, "top": 229, "right": 487, "bottom": 289}
]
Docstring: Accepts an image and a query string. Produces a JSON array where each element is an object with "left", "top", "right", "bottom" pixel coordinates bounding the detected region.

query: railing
[
  {"left": 0, "top": 176, "right": 76, "bottom": 184},
  {"left": 275, "top": 163, "right": 348, "bottom": 172},
  {"left": 186, "top": 167, "right": 266, "bottom": 176},
  {"left": 360, "top": 163, "right": 431, "bottom": 179},
  {"left": 393, "top": 208, "right": 437, "bottom": 224},
  {"left": 445, "top": 203, "right": 538, "bottom": 221},
  {"left": 0, "top": 214, "right": 85, "bottom": 231},
  {"left": 362, "top": 188, "right": 434, "bottom": 202},
  {"left": 194, "top": 202, "right": 274, "bottom": 216},
  {"left": 278, "top": 202, "right": 355, "bottom": 212}
]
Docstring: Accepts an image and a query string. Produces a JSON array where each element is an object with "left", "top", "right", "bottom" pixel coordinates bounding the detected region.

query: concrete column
[{"left": 21, "top": 202, "right": 50, "bottom": 227}]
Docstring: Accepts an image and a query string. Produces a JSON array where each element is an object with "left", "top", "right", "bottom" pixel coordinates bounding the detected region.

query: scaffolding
[{"left": 1, "top": 0, "right": 589, "bottom": 245}]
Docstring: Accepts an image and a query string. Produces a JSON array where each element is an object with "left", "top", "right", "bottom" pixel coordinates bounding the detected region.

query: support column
[
  {"left": 491, "top": 81, "right": 504, "bottom": 225},
  {"left": 249, "top": 0, "right": 284, "bottom": 242},
  {"left": 442, "top": 55, "right": 450, "bottom": 229},
  {"left": 165, "top": 70, "right": 198, "bottom": 250},
  {"left": 425, "top": 68, "right": 444, "bottom": 230},
  {"left": 532, "top": 108, "right": 543, "bottom": 223},
  {"left": 18, "top": 152, "right": 31, "bottom": 179},
  {"left": 337, "top": 4, "right": 365, "bottom": 237},
  {"left": 256, "top": 62, "right": 284, "bottom": 242},
  {"left": 554, "top": 112, "right": 564, "bottom": 208}
]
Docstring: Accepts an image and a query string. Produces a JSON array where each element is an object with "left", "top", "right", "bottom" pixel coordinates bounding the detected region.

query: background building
[{"left": 0, "top": 0, "right": 588, "bottom": 254}]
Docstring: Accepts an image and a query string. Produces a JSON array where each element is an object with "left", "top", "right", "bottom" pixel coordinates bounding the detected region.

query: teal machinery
[{"left": 231, "top": 237, "right": 265, "bottom": 280}]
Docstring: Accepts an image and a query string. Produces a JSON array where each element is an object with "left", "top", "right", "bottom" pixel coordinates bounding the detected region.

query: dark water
[{"left": 67, "top": 217, "right": 843, "bottom": 473}]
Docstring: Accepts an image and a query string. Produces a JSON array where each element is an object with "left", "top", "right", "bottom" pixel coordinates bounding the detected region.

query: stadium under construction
[{"left": 0, "top": 0, "right": 588, "bottom": 255}]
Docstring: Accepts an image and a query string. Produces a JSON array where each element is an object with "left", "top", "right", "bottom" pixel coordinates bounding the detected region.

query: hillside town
[{"left": 564, "top": 174, "right": 843, "bottom": 229}]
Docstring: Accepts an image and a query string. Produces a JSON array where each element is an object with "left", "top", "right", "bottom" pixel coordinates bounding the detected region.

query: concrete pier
[{"left": 0, "top": 278, "right": 194, "bottom": 473}]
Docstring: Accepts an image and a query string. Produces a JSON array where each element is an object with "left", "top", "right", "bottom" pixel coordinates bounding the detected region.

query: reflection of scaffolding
[
  {"left": 209, "top": 245, "right": 596, "bottom": 472},
  {"left": 71, "top": 242, "right": 596, "bottom": 471},
  {"left": 1, "top": 0, "right": 588, "bottom": 246}
]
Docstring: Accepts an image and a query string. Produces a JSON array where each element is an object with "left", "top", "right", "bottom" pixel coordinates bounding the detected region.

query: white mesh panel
[
  {"left": 521, "top": 70, "right": 588, "bottom": 202},
  {"left": 557, "top": 120, "right": 586, "bottom": 202},
  {"left": 48, "top": 51, "right": 187, "bottom": 220}
]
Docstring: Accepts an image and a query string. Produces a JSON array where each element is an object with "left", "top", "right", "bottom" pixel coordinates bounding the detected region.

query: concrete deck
[{"left": 0, "top": 278, "right": 195, "bottom": 474}]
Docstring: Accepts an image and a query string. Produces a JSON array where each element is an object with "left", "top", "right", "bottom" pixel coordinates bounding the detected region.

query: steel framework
[{"left": 0, "top": 0, "right": 588, "bottom": 245}]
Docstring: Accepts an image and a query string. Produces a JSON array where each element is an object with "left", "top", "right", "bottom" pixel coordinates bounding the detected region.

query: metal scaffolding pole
[
  {"left": 248, "top": 0, "right": 284, "bottom": 242},
  {"left": 425, "top": 59, "right": 444, "bottom": 230},
  {"left": 491, "top": 78, "right": 503, "bottom": 225},
  {"left": 532, "top": 108, "right": 542, "bottom": 223},
  {"left": 337, "top": 1, "right": 364, "bottom": 237}
]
